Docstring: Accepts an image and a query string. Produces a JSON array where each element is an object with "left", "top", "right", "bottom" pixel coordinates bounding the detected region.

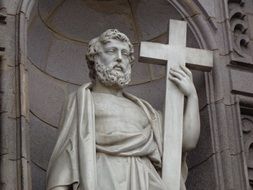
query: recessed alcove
[{"left": 27, "top": 0, "right": 212, "bottom": 189}]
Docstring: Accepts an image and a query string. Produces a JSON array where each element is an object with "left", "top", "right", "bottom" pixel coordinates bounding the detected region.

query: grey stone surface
[
  {"left": 248, "top": 15, "right": 253, "bottom": 40},
  {"left": 213, "top": 21, "right": 230, "bottom": 55},
  {"left": 244, "top": 0, "right": 253, "bottom": 15},
  {"left": 0, "top": 1, "right": 33, "bottom": 190},
  {"left": 30, "top": 113, "right": 59, "bottom": 170},
  {"left": 66, "top": 83, "right": 80, "bottom": 94},
  {"left": 126, "top": 78, "right": 165, "bottom": 111},
  {"left": 211, "top": 54, "right": 232, "bottom": 104},
  {"left": 41, "top": 0, "right": 138, "bottom": 43},
  {"left": 4, "top": 0, "right": 21, "bottom": 15},
  {"left": 195, "top": 0, "right": 216, "bottom": 18},
  {"left": 240, "top": 114, "right": 253, "bottom": 189},
  {"left": 172, "top": 0, "right": 202, "bottom": 19},
  {"left": 149, "top": 64, "right": 166, "bottom": 80},
  {"left": 193, "top": 70, "right": 206, "bottom": 110},
  {"left": 38, "top": 0, "right": 64, "bottom": 20},
  {"left": 186, "top": 155, "right": 217, "bottom": 190},
  {"left": 0, "top": 66, "right": 16, "bottom": 115},
  {"left": 231, "top": 68, "right": 253, "bottom": 96},
  {"left": 28, "top": 60, "right": 67, "bottom": 127},
  {"left": 27, "top": 0, "right": 37, "bottom": 27},
  {"left": 186, "top": 28, "right": 200, "bottom": 49},
  {"left": 130, "top": 0, "right": 182, "bottom": 41},
  {"left": 28, "top": 14, "right": 54, "bottom": 70},
  {"left": 0, "top": 154, "right": 20, "bottom": 190},
  {"left": 2, "top": 16, "right": 17, "bottom": 67},
  {"left": 31, "top": 162, "right": 46, "bottom": 190},
  {"left": 0, "top": 114, "right": 19, "bottom": 160},
  {"left": 45, "top": 39, "right": 89, "bottom": 85},
  {"left": 130, "top": 58, "right": 152, "bottom": 85},
  {"left": 187, "top": 106, "right": 214, "bottom": 168}
]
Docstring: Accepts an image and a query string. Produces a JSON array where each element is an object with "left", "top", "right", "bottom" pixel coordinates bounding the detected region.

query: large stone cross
[{"left": 139, "top": 20, "right": 213, "bottom": 190}]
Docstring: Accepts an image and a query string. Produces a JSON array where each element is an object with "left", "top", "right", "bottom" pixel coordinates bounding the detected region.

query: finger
[
  {"left": 168, "top": 75, "right": 181, "bottom": 85},
  {"left": 169, "top": 69, "right": 183, "bottom": 80},
  {"left": 180, "top": 65, "right": 192, "bottom": 78},
  {"left": 171, "top": 68, "right": 187, "bottom": 78}
]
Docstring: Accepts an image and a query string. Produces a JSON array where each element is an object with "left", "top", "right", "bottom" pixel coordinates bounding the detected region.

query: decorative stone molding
[
  {"left": 168, "top": 0, "right": 217, "bottom": 50},
  {"left": 239, "top": 95, "right": 253, "bottom": 189},
  {"left": 241, "top": 114, "right": 253, "bottom": 188},
  {"left": 228, "top": 0, "right": 252, "bottom": 65},
  {"left": 0, "top": 0, "right": 34, "bottom": 189}
]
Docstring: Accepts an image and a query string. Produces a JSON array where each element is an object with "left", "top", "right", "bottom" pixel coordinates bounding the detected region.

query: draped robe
[{"left": 46, "top": 83, "right": 188, "bottom": 190}]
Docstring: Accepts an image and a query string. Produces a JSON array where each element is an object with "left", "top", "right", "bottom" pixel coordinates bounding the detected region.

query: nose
[{"left": 116, "top": 51, "right": 122, "bottom": 62}]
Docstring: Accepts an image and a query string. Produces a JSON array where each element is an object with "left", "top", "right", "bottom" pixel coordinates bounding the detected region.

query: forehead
[{"left": 101, "top": 39, "right": 130, "bottom": 51}]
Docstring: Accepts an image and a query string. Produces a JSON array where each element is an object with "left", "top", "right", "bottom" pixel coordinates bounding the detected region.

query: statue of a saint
[{"left": 46, "top": 29, "right": 200, "bottom": 190}]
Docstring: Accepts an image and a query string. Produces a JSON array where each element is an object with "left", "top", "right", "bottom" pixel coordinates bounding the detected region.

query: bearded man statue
[{"left": 46, "top": 29, "right": 200, "bottom": 190}]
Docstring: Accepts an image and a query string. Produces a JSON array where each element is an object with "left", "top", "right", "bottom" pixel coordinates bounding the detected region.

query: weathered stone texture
[
  {"left": 186, "top": 156, "right": 217, "bottom": 190},
  {"left": 187, "top": 106, "right": 214, "bottom": 169},
  {"left": 28, "top": 15, "right": 54, "bottom": 70},
  {"left": 241, "top": 114, "right": 253, "bottom": 189},
  {"left": 2, "top": 0, "right": 253, "bottom": 189},
  {"left": 0, "top": 0, "right": 33, "bottom": 189},
  {"left": 231, "top": 68, "right": 253, "bottom": 96},
  {"left": 28, "top": 60, "right": 67, "bottom": 127},
  {"left": 26, "top": 0, "right": 213, "bottom": 189},
  {"left": 0, "top": 11, "right": 21, "bottom": 190},
  {"left": 45, "top": 39, "right": 88, "bottom": 85}
]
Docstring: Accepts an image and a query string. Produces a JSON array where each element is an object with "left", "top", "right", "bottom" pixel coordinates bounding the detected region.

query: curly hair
[{"left": 85, "top": 29, "right": 134, "bottom": 82}]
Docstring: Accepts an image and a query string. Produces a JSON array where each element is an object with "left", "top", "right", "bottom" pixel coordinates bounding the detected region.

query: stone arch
[
  {"left": 16, "top": 0, "right": 218, "bottom": 189},
  {"left": 0, "top": 0, "right": 35, "bottom": 189},
  {"left": 168, "top": 0, "right": 217, "bottom": 50}
]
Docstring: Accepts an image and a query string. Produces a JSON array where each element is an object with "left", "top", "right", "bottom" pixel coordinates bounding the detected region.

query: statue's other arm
[
  {"left": 182, "top": 90, "right": 200, "bottom": 151},
  {"left": 168, "top": 65, "right": 200, "bottom": 152}
]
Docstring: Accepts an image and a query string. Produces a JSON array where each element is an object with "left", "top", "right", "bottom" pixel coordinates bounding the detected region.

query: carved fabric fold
[{"left": 46, "top": 83, "right": 188, "bottom": 190}]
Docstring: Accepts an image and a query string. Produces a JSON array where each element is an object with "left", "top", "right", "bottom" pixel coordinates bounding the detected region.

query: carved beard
[{"left": 95, "top": 61, "right": 131, "bottom": 88}]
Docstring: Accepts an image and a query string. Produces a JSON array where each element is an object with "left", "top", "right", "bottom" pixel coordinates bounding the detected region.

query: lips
[{"left": 113, "top": 65, "right": 124, "bottom": 72}]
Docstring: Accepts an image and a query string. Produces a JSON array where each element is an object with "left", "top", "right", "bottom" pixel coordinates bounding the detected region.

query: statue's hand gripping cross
[{"left": 139, "top": 20, "right": 213, "bottom": 190}]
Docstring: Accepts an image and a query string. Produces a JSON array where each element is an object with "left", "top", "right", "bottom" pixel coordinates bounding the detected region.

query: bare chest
[{"left": 92, "top": 93, "right": 149, "bottom": 133}]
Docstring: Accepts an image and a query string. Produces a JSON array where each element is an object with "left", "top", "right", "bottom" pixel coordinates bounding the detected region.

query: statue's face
[
  {"left": 98, "top": 39, "right": 131, "bottom": 72},
  {"left": 94, "top": 39, "right": 132, "bottom": 88}
]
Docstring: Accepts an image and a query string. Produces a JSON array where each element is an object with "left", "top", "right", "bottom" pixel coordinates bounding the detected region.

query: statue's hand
[{"left": 168, "top": 65, "right": 196, "bottom": 97}]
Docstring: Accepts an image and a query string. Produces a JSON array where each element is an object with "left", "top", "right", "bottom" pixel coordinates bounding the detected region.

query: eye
[
  {"left": 122, "top": 50, "right": 130, "bottom": 56},
  {"left": 105, "top": 48, "right": 116, "bottom": 54}
]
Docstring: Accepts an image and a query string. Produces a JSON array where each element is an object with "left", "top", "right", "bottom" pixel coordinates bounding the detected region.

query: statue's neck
[{"left": 91, "top": 79, "right": 124, "bottom": 97}]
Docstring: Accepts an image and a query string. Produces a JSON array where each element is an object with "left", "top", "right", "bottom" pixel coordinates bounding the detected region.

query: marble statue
[{"left": 46, "top": 29, "right": 200, "bottom": 190}]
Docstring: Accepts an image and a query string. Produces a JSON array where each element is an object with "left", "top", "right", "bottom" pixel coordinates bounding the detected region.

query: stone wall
[
  {"left": 1, "top": 0, "right": 253, "bottom": 189},
  {"left": 0, "top": 0, "right": 33, "bottom": 189}
]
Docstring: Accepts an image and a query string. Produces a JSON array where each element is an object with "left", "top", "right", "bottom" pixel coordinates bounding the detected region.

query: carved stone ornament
[
  {"left": 228, "top": 0, "right": 253, "bottom": 65},
  {"left": 241, "top": 115, "right": 253, "bottom": 188}
]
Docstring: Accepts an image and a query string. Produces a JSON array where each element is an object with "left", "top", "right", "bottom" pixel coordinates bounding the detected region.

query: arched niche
[{"left": 25, "top": 0, "right": 217, "bottom": 189}]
